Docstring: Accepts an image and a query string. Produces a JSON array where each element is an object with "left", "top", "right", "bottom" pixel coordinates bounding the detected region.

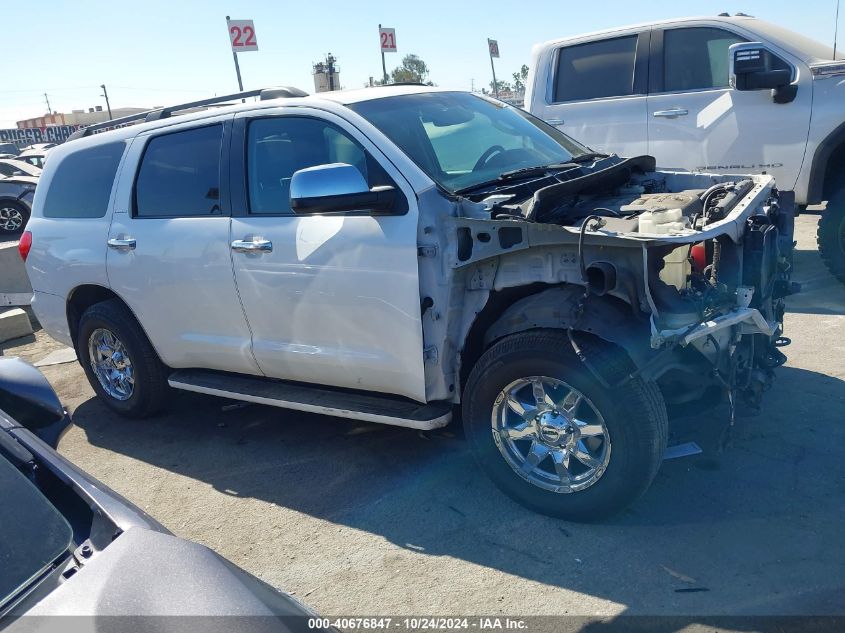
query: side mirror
[
  {"left": 729, "top": 42, "right": 797, "bottom": 103},
  {"left": 290, "top": 163, "right": 397, "bottom": 214},
  {"left": 0, "top": 357, "right": 69, "bottom": 448}
]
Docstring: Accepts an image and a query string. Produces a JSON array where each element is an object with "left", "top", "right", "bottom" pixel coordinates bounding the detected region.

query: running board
[{"left": 168, "top": 369, "right": 452, "bottom": 430}]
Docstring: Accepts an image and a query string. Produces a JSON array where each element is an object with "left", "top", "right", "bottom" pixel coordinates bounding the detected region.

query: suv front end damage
[{"left": 434, "top": 160, "right": 796, "bottom": 418}]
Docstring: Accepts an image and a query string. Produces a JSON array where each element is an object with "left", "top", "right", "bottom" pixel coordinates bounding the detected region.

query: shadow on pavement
[
  {"left": 787, "top": 248, "right": 845, "bottom": 315},
  {"left": 71, "top": 360, "right": 845, "bottom": 618}
]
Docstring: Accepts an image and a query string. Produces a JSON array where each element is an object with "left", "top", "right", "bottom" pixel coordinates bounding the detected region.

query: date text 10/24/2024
[{"left": 308, "top": 617, "right": 528, "bottom": 631}]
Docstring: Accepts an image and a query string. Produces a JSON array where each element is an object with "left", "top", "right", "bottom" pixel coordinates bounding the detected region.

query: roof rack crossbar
[{"left": 66, "top": 88, "right": 267, "bottom": 141}]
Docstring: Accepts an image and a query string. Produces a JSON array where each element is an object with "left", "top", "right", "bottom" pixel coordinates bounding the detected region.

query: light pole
[{"left": 100, "top": 84, "right": 113, "bottom": 120}]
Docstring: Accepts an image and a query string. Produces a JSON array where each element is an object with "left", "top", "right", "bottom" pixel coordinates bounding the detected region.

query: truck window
[
  {"left": 246, "top": 117, "right": 379, "bottom": 215},
  {"left": 42, "top": 142, "right": 125, "bottom": 218},
  {"left": 553, "top": 35, "right": 638, "bottom": 102},
  {"left": 135, "top": 125, "right": 223, "bottom": 218},
  {"left": 663, "top": 27, "right": 746, "bottom": 91}
]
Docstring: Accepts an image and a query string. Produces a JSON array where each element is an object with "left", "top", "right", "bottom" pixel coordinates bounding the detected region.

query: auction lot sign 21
[{"left": 0, "top": 125, "right": 82, "bottom": 148}]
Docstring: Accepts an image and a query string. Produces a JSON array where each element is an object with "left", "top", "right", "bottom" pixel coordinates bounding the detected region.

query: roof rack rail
[{"left": 66, "top": 86, "right": 309, "bottom": 141}]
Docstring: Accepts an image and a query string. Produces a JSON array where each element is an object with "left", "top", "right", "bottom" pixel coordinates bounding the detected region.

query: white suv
[
  {"left": 23, "top": 86, "right": 795, "bottom": 520},
  {"left": 527, "top": 14, "right": 845, "bottom": 281}
]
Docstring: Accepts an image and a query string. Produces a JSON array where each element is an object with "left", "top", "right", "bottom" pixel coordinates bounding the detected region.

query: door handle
[
  {"left": 231, "top": 238, "right": 273, "bottom": 253},
  {"left": 107, "top": 237, "right": 136, "bottom": 251},
  {"left": 546, "top": 118, "right": 565, "bottom": 126},
  {"left": 653, "top": 108, "right": 689, "bottom": 118}
]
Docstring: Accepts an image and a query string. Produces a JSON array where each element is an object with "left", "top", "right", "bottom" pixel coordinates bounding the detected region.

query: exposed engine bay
[{"left": 440, "top": 154, "right": 798, "bottom": 420}]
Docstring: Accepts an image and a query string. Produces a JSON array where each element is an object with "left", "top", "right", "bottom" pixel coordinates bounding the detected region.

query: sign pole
[
  {"left": 489, "top": 54, "right": 499, "bottom": 98},
  {"left": 487, "top": 38, "right": 500, "bottom": 98},
  {"left": 226, "top": 16, "right": 245, "bottom": 93},
  {"left": 379, "top": 24, "right": 389, "bottom": 84}
]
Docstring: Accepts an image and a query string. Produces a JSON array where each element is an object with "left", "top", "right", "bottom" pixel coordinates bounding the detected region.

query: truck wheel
[
  {"left": 0, "top": 201, "right": 29, "bottom": 234},
  {"left": 76, "top": 299, "right": 168, "bottom": 418},
  {"left": 818, "top": 189, "right": 845, "bottom": 284},
  {"left": 462, "top": 330, "right": 667, "bottom": 521}
]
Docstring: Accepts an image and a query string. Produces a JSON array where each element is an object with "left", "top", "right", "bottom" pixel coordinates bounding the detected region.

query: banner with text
[{"left": 0, "top": 125, "right": 82, "bottom": 149}]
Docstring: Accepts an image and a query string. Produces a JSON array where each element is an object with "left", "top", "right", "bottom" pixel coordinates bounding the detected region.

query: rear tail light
[{"left": 18, "top": 230, "right": 32, "bottom": 261}]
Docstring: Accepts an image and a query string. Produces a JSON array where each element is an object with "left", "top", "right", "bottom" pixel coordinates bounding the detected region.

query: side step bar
[{"left": 168, "top": 369, "right": 452, "bottom": 430}]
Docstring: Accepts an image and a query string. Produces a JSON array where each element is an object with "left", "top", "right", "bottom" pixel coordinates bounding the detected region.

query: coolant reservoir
[
  {"left": 638, "top": 208, "right": 683, "bottom": 234},
  {"left": 659, "top": 246, "right": 692, "bottom": 290}
]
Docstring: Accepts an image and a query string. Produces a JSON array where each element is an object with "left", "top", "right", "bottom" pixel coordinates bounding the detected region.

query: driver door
[{"left": 228, "top": 108, "right": 427, "bottom": 402}]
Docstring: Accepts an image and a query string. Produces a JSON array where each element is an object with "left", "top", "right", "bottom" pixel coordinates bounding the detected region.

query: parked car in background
[
  {"left": 0, "top": 357, "right": 326, "bottom": 628},
  {"left": 0, "top": 175, "right": 36, "bottom": 234},
  {"left": 0, "top": 159, "right": 42, "bottom": 179},
  {"left": 527, "top": 13, "right": 845, "bottom": 282},
  {"left": 0, "top": 142, "right": 20, "bottom": 157},
  {"left": 23, "top": 86, "right": 795, "bottom": 520},
  {"left": 16, "top": 147, "right": 50, "bottom": 169}
]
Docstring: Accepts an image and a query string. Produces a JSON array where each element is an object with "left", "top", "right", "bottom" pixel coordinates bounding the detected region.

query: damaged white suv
[{"left": 23, "top": 86, "right": 796, "bottom": 520}]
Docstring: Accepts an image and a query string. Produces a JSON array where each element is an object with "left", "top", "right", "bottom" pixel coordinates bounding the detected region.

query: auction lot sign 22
[{"left": 0, "top": 125, "right": 82, "bottom": 148}]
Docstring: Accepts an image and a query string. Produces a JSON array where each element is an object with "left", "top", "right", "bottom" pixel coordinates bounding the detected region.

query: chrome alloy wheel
[
  {"left": 0, "top": 206, "right": 24, "bottom": 232},
  {"left": 491, "top": 376, "right": 611, "bottom": 493},
  {"left": 88, "top": 328, "right": 134, "bottom": 401}
]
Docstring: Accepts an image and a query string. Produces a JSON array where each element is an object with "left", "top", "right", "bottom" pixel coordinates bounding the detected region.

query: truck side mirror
[
  {"left": 290, "top": 163, "right": 397, "bottom": 215},
  {"left": 729, "top": 42, "right": 797, "bottom": 104}
]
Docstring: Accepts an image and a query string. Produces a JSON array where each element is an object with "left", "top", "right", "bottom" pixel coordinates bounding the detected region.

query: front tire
[
  {"left": 818, "top": 188, "right": 845, "bottom": 284},
  {"left": 76, "top": 299, "right": 168, "bottom": 418},
  {"left": 462, "top": 330, "right": 667, "bottom": 521}
]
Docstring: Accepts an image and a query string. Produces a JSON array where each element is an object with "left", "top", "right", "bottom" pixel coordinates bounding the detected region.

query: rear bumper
[{"left": 31, "top": 291, "right": 73, "bottom": 348}]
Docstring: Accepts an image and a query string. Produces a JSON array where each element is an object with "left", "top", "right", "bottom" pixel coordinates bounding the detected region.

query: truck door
[
  {"left": 228, "top": 107, "right": 426, "bottom": 402},
  {"left": 646, "top": 25, "right": 812, "bottom": 189},
  {"left": 530, "top": 29, "right": 650, "bottom": 157}
]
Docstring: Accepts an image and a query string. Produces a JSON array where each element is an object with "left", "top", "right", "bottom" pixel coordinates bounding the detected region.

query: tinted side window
[
  {"left": 42, "top": 142, "right": 124, "bottom": 218},
  {"left": 247, "top": 117, "right": 381, "bottom": 215},
  {"left": 135, "top": 125, "right": 223, "bottom": 217},
  {"left": 554, "top": 36, "right": 638, "bottom": 102},
  {"left": 664, "top": 28, "right": 746, "bottom": 91}
]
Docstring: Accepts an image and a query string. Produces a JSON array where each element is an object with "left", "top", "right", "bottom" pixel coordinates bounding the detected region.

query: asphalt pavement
[{"left": 2, "top": 213, "right": 843, "bottom": 623}]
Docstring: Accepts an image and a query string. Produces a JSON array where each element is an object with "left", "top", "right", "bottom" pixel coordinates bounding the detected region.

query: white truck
[
  {"left": 22, "top": 86, "right": 795, "bottom": 520},
  {"left": 527, "top": 13, "right": 845, "bottom": 281}
]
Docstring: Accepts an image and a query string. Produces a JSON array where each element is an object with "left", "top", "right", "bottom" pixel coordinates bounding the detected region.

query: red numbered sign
[
  {"left": 488, "top": 39, "right": 500, "bottom": 59},
  {"left": 379, "top": 27, "right": 397, "bottom": 53},
  {"left": 228, "top": 19, "right": 258, "bottom": 52}
]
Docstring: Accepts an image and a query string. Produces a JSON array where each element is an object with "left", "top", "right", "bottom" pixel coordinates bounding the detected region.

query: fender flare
[
  {"left": 807, "top": 119, "right": 845, "bottom": 204},
  {"left": 482, "top": 286, "right": 655, "bottom": 368}
]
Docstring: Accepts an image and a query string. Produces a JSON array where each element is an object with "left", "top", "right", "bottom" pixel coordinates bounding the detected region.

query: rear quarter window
[{"left": 42, "top": 142, "right": 125, "bottom": 218}]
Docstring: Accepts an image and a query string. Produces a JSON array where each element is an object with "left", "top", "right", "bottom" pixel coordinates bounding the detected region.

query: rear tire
[
  {"left": 0, "top": 201, "right": 29, "bottom": 235},
  {"left": 462, "top": 330, "right": 667, "bottom": 521},
  {"left": 818, "top": 188, "right": 845, "bottom": 284},
  {"left": 76, "top": 299, "right": 168, "bottom": 418}
]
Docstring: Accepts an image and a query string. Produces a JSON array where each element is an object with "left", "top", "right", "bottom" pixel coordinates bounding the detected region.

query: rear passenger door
[
  {"left": 532, "top": 29, "right": 650, "bottom": 156},
  {"left": 107, "top": 117, "right": 261, "bottom": 376},
  {"left": 228, "top": 107, "right": 427, "bottom": 402}
]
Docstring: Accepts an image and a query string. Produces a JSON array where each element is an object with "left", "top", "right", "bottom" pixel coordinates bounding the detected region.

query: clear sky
[{"left": 1, "top": 0, "right": 841, "bottom": 127}]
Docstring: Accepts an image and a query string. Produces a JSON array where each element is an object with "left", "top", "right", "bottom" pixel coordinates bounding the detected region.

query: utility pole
[
  {"left": 100, "top": 84, "right": 113, "bottom": 120},
  {"left": 835, "top": 0, "right": 841, "bottom": 59},
  {"left": 44, "top": 93, "right": 52, "bottom": 113},
  {"left": 471, "top": 78, "right": 475, "bottom": 92},
  {"left": 379, "top": 23, "right": 389, "bottom": 84}
]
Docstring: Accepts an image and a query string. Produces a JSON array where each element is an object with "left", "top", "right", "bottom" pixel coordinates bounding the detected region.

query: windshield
[
  {"left": 0, "top": 454, "right": 73, "bottom": 609},
  {"left": 349, "top": 91, "right": 590, "bottom": 193}
]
